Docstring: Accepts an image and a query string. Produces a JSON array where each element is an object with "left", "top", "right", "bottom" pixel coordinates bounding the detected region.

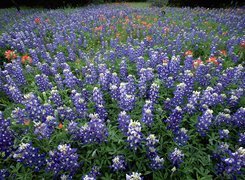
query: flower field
[{"left": 0, "top": 3, "right": 245, "bottom": 180}]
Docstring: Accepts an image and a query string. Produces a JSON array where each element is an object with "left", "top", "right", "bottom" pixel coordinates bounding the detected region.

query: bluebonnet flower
[
  {"left": 195, "top": 64, "right": 210, "bottom": 87},
  {"left": 141, "top": 100, "right": 154, "bottom": 126},
  {"left": 169, "top": 55, "right": 181, "bottom": 76},
  {"left": 34, "top": 116, "right": 58, "bottom": 139},
  {"left": 138, "top": 75, "right": 147, "bottom": 98},
  {"left": 214, "top": 111, "right": 231, "bottom": 126},
  {"left": 215, "top": 146, "right": 245, "bottom": 177},
  {"left": 70, "top": 90, "right": 87, "bottom": 119},
  {"left": 165, "top": 76, "right": 174, "bottom": 88},
  {"left": 140, "top": 68, "right": 154, "bottom": 82},
  {"left": 110, "top": 155, "right": 126, "bottom": 171},
  {"left": 82, "top": 166, "right": 100, "bottom": 180},
  {"left": 54, "top": 74, "right": 64, "bottom": 90},
  {"left": 11, "top": 107, "right": 27, "bottom": 125},
  {"left": 146, "top": 134, "right": 159, "bottom": 158},
  {"left": 75, "top": 114, "right": 108, "bottom": 144},
  {"left": 150, "top": 155, "right": 165, "bottom": 170},
  {"left": 165, "top": 106, "right": 183, "bottom": 133},
  {"left": 136, "top": 56, "right": 145, "bottom": 73},
  {"left": 169, "top": 148, "right": 184, "bottom": 168},
  {"left": 37, "top": 62, "right": 52, "bottom": 76},
  {"left": 196, "top": 109, "right": 213, "bottom": 136},
  {"left": 174, "top": 128, "right": 189, "bottom": 146},
  {"left": 42, "top": 103, "right": 55, "bottom": 120},
  {"left": 185, "top": 91, "right": 200, "bottom": 114},
  {"left": 109, "top": 84, "right": 120, "bottom": 100},
  {"left": 67, "top": 47, "right": 76, "bottom": 61},
  {"left": 35, "top": 74, "right": 53, "bottom": 92},
  {"left": 157, "top": 61, "right": 169, "bottom": 82},
  {"left": 127, "top": 75, "right": 136, "bottom": 95},
  {"left": 63, "top": 68, "right": 77, "bottom": 89},
  {"left": 23, "top": 93, "right": 43, "bottom": 121},
  {"left": 5, "top": 62, "right": 26, "bottom": 87},
  {"left": 13, "top": 143, "right": 45, "bottom": 171},
  {"left": 213, "top": 83, "right": 224, "bottom": 94},
  {"left": 0, "top": 169, "right": 9, "bottom": 179},
  {"left": 85, "top": 64, "right": 97, "bottom": 85},
  {"left": 181, "top": 70, "right": 194, "bottom": 96},
  {"left": 127, "top": 120, "right": 143, "bottom": 150},
  {"left": 0, "top": 112, "right": 14, "bottom": 156},
  {"left": 126, "top": 172, "right": 142, "bottom": 180},
  {"left": 118, "top": 111, "right": 131, "bottom": 135},
  {"left": 184, "top": 56, "right": 194, "bottom": 70},
  {"left": 3, "top": 83, "right": 23, "bottom": 103},
  {"left": 238, "top": 132, "right": 245, "bottom": 146},
  {"left": 146, "top": 134, "right": 164, "bottom": 170},
  {"left": 60, "top": 174, "right": 73, "bottom": 180},
  {"left": 227, "top": 88, "right": 244, "bottom": 108},
  {"left": 149, "top": 82, "right": 159, "bottom": 104},
  {"left": 99, "top": 73, "right": 109, "bottom": 91},
  {"left": 222, "top": 147, "right": 245, "bottom": 175},
  {"left": 219, "top": 129, "right": 229, "bottom": 139},
  {"left": 49, "top": 88, "right": 63, "bottom": 107},
  {"left": 120, "top": 59, "right": 128, "bottom": 81},
  {"left": 57, "top": 106, "right": 77, "bottom": 122},
  {"left": 119, "top": 83, "right": 136, "bottom": 111},
  {"left": 170, "top": 83, "right": 187, "bottom": 107},
  {"left": 111, "top": 72, "right": 120, "bottom": 86},
  {"left": 200, "top": 86, "right": 222, "bottom": 108},
  {"left": 46, "top": 144, "right": 79, "bottom": 175},
  {"left": 231, "top": 107, "right": 245, "bottom": 128},
  {"left": 95, "top": 104, "right": 107, "bottom": 121},
  {"left": 93, "top": 87, "right": 105, "bottom": 106}
]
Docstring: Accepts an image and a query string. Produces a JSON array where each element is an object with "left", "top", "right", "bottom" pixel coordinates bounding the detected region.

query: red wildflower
[
  {"left": 95, "top": 26, "right": 103, "bottom": 32},
  {"left": 193, "top": 59, "right": 203, "bottom": 69},
  {"left": 146, "top": 36, "right": 152, "bottom": 42},
  {"left": 21, "top": 55, "right": 32, "bottom": 64},
  {"left": 206, "top": 56, "right": 219, "bottom": 65},
  {"left": 185, "top": 50, "right": 193, "bottom": 56},
  {"left": 58, "top": 123, "right": 63, "bottom": 129},
  {"left": 4, "top": 50, "right": 17, "bottom": 60},
  {"left": 35, "top": 18, "right": 41, "bottom": 24},
  {"left": 220, "top": 50, "right": 227, "bottom": 57}
]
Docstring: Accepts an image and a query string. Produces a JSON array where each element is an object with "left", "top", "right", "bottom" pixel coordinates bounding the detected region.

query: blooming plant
[{"left": 0, "top": 3, "right": 244, "bottom": 180}]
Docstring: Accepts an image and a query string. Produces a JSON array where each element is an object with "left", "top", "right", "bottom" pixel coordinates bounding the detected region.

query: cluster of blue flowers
[{"left": 0, "top": 3, "right": 244, "bottom": 179}]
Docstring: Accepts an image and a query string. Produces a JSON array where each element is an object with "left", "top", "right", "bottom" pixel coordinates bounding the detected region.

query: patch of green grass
[{"left": 126, "top": 2, "right": 150, "bottom": 8}]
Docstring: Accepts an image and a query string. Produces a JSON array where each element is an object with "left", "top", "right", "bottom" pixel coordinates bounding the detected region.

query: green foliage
[{"left": 148, "top": 0, "right": 168, "bottom": 7}]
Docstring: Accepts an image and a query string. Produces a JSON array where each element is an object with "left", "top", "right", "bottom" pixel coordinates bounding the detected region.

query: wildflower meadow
[{"left": 0, "top": 2, "right": 244, "bottom": 180}]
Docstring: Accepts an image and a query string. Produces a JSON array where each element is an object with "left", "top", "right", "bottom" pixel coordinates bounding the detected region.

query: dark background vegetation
[{"left": 0, "top": 0, "right": 244, "bottom": 9}]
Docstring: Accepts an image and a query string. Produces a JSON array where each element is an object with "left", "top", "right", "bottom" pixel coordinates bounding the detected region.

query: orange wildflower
[
  {"left": 95, "top": 26, "right": 103, "bottom": 32},
  {"left": 206, "top": 56, "right": 219, "bottom": 65},
  {"left": 21, "top": 55, "right": 32, "bottom": 64},
  {"left": 220, "top": 50, "right": 227, "bottom": 57},
  {"left": 141, "top": 21, "right": 147, "bottom": 26},
  {"left": 4, "top": 50, "right": 17, "bottom": 60},
  {"left": 193, "top": 59, "right": 203, "bottom": 69},
  {"left": 58, "top": 123, "right": 63, "bottom": 129},
  {"left": 185, "top": 50, "right": 193, "bottom": 56},
  {"left": 146, "top": 36, "right": 152, "bottom": 42},
  {"left": 34, "top": 18, "right": 41, "bottom": 24}
]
